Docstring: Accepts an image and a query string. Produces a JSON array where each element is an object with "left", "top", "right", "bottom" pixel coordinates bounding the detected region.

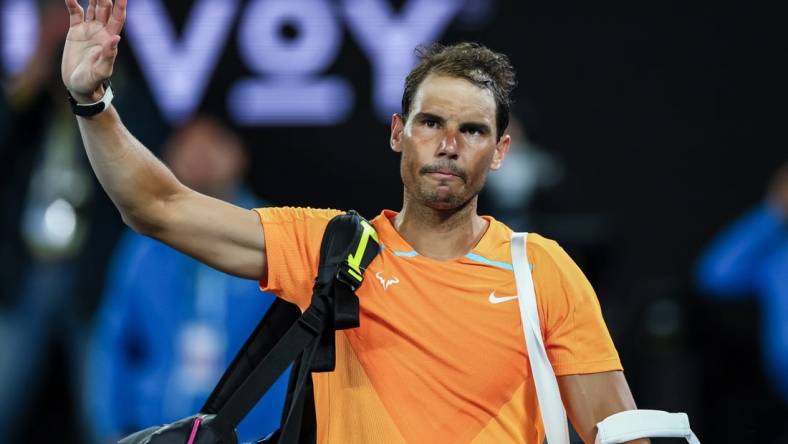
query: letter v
[
  {"left": 124, "top": 0, "right": 239, "bottom": 123},
  {"left": 341, "top": 0, "right": 462, "bottom": 120}
]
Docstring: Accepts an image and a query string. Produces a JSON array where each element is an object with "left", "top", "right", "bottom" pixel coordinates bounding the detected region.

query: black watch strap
[{"left": 66, "top": 80, "right": 114, "bottom": 117}]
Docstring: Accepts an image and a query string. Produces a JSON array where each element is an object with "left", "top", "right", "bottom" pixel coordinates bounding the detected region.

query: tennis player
[{"left": 61, "top": 0, "right": 648, "bottom": 442}]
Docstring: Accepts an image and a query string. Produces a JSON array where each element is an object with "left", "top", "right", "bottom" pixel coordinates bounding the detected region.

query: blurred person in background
[
  {"left": 0, "top": 2, "right": 167, "bottom": 441},
  {"left": 695, "top": 162, "right": 788, "bottom": 434},
  {"left": 0, "top": 3, "right": 100, "bottom": 441},
  {"left": 0, "top": 2, "right": 80, "bottom": 305},
  {"left": 84, "top": 116, "right": 289, "bottom": 443},
  {"left": 482, "top": 113, "right": 563, "bottom": 232}
]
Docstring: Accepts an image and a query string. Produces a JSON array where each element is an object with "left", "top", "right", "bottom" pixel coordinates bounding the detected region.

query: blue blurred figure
[
  {"left": 84, "top": 116, "right": 288, "bottom": 443},
  {"left": 695, "top": 163, "right": 788, "bottom": 403}
]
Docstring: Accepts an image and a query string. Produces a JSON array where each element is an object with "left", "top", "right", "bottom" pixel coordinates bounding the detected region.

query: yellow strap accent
[{"left": 346, "top": 220, "right": 379, "bottom": 282}]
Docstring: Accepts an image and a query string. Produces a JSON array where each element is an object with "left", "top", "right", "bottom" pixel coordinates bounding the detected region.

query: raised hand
[{"left": 61, "top": 0, "right": 126, "bottom": 102}]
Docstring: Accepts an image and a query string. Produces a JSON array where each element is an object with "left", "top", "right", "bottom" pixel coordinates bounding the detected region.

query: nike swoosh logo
[{"left": 488, "top": 292, "right": 518, "bottom": 304}]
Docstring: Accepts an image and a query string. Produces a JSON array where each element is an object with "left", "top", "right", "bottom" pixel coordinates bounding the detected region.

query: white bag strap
[
  {"left": 511, "top": 232, "right": 701, "bottom": 444},
  {"left": 511, "top": 232, "right": 570, "bottom": 444},
  {"left": 595, "top": 410, "right": 701, "bottom": 444}
]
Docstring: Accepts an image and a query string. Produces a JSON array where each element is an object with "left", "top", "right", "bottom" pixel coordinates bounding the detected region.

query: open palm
[{"left": 61, "top": 0, "right": 126, "bottom": 101}]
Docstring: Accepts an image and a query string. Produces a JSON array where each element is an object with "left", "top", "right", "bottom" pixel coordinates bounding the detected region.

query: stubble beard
[
  {"left": 399, "top": 149, "right": 486, "bottom": 212},
  {"left": 406, "top": 170, "right": 487, "bottom": 213}
]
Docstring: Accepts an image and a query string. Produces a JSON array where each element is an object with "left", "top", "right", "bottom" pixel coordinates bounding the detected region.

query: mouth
[
  {"left": 421, "top": 165, "right": 466, "bottom": 182},
  {"left": 426, "top": 171, "right": 459, "bottom": 181}
]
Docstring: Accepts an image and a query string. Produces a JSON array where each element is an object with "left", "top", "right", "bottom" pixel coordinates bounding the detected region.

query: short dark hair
[{"left": 401, "top": 42, "right": 516, "bottom": 141}]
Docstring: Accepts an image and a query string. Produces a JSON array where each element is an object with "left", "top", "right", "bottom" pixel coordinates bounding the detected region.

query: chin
[
  {"left": 426, "top": 201, "right": 458, "bottom": 211},
  {"left": 406, "top": 180, "right": 474, "bottom": 211},
  {"left": 423, "top": 191, "right": 471, "bottom": 211}
]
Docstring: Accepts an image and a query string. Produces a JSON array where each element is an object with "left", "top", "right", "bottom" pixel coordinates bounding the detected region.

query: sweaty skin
[{"left": 60, "top": 0, "right": 647, "bottom": 441}]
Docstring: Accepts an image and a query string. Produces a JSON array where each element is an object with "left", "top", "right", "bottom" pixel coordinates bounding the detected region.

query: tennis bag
[{"left": 118, "top": 210, "right": 380, "bottom": 444}]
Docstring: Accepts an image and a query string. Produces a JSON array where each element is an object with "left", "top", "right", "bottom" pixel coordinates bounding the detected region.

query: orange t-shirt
[{"left": 255, "top": 207, "right": 622, "bottom": 443}]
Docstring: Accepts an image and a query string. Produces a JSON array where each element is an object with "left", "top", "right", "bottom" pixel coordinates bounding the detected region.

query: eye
[
  {"left": 424, "top": 119, "right": 440, "bottom": 129},
  {"left": 461, "top": 125, "right": 486, "bottom": 136}
]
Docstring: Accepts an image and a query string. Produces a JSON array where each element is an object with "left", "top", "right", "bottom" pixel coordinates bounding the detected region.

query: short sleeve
[
  {"left": 254, "top": 207, "right": 343, "bottom": 310},
  {"left": 527, "top": 234, "right": 623, "bottom": 376}
]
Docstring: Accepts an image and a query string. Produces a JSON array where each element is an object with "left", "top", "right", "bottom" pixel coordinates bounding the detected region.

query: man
[
  {"left": 696, "top": 163, "right": 788, "bottom": 408},
  {"left": 61, "top": 0, "right": 645, "bottom": 442}
]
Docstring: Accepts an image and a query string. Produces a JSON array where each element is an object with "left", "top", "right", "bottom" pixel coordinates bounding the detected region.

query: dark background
[{"left": 1, "top": 0, "right": 786, "bottom": 442}]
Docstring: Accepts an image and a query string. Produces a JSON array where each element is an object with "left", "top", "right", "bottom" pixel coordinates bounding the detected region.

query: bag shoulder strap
[
  {"left": 511, "top": 232, "right": 570, "bottom": 444},
  {"left": 512, "top": 232, "right": 701, "bottom": 444},
  {"left": 201, "top": 210, "right": 380, "bottom": 439},
  {"left": 276, "top": 210, "right": 380, "bottom": 444}
]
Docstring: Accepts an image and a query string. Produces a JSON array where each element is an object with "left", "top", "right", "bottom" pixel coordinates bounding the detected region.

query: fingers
[
  {"left": 106, "top": 0, "right": 127, "bottom": 35},
  {"left": 102, "top": 34, "right": 121, "bottom": 59},
  {"left": 64, "top": 0, "right": 84, "bottom": 27},
  {"left": 95, "top": 35, "right": 121, "bottom": 78},
  {"left": 96, "top": 0, "right": 112, "bottom": 25},
  {"left": 86, "top": 0, "right": 97, "bottom": 21}
]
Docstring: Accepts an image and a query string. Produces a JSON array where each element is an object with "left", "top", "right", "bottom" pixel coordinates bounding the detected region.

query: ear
[
  {"left": 390, "top": 113, "right": 405, "bottom": 153},
  {"left": 489, "top": 133, "right": 511, "bottom": 171}
]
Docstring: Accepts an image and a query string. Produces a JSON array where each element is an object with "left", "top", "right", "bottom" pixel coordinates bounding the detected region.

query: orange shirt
[{"left": 255, "top": 207, "right": 622, "bottom": 443}]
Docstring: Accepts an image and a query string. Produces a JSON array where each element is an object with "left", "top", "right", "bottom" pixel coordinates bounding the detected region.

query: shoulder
[
  {"left": 490, "top": 219, "right": 566, "bottom": 267},
  {"left": 254, "top": 206, "right": 345, "bottom": 225},
  {"left": 525, "top": 233, "right": 566, "bottom": 266},
  {"left": 472, "top": 219, "right": 566, "bottom": 269},
  {"left": 524, "top": 233, "right": 595, "bottom": 305},
  {"left": 254, "top": 207, "right": 347, "bottom": 306},
  {"left": 518, "top": 231, "right": 583, "bottom": 285}
]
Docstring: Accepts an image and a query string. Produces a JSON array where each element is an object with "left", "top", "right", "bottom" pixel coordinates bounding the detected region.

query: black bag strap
[
  {"left": 209, "top": 297, "right": 329, "bottom": 436},
  {"left": 276, "top": 334, "right": 321, "bottom": 444},
  {"left": 199, "top": 210, "right": 380, "bottom": 440},
  {"left": 275, "top": 209, "right": 380, "bottom": 443},
  {"left": 200, "top": 299, "right": 299, "bottom": 416}
]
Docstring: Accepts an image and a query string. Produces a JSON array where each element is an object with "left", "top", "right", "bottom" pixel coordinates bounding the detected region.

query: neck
[{"left": 393, "top": 194, "right": 489, "bottom": 260}]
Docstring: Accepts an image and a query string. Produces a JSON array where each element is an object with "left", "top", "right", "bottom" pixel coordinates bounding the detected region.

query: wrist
[
  {"left": 70, "top": 85, "right": 106, "bottom": 103},
  {"left": 67, "top": 80, "right": 114, "bottom": 117}
]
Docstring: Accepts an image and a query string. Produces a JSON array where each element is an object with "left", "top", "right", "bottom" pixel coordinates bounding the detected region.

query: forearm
[
  {"left": 76, "top": 105, "right": 183, "bottom": 232},
  {"left": 559, "top": 371, "right": 649, "bottom": 444}
]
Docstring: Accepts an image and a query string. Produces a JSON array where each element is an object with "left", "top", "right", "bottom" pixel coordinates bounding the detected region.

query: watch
[{"left": 66, "top": 80, "right": 114, "bottom": 117}]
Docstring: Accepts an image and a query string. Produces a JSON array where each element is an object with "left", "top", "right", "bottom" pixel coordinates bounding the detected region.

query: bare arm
[
  {"left": 62, "top": 0, "right": 266, "bottom": 279},
  {"left": 558, "top": 371, "right": 649, "bottom": 444}
]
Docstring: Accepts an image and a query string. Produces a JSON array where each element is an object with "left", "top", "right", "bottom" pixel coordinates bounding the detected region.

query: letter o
[{"left": 239, "top": 0, "right": 341, "bottom": 76}]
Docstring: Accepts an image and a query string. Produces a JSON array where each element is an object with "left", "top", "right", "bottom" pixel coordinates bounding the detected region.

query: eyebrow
[
  {"left": 413, "top": 112, "right": 492, "bottom": 134},
  {"left": 413, "top": 112, "right": 445, "bottom": 124}
]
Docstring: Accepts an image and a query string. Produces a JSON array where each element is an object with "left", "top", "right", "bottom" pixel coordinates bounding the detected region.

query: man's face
[{"left": 391, "top": 74, "right": 510, "bottom": 210}]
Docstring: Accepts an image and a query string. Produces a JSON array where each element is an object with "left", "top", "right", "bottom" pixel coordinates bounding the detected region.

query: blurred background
[{"left": 1, "top": 0, "right": 786, "bottom": 442}]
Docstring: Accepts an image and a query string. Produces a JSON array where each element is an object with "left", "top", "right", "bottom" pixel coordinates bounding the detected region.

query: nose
[{"left": 437, "top": 127, "right": 459, "bottom": 159}]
